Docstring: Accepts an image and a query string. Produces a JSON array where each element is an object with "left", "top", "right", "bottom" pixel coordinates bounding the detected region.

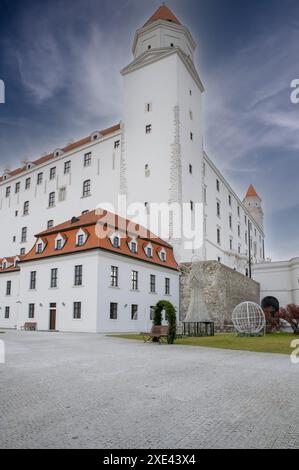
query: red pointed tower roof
[
  {"left": 144, "top": 4, "right": 181, "bottom": 27},
  {"left": 245, "top": 184, "right": 260, "bottom": 199}
]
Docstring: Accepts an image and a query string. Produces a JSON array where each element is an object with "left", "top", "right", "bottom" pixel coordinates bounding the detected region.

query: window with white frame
[
  {"left": 82, "top": 179, "right": 91, "bottom": 197},
  {"left": 84, "top": 152, "right": 92, "bottom": 167},
  {"left": 73, "top": 302, "right": 82, "bottom": 319},
  {"left": 23, "top": 201, "right": 29, "bottom": 215},
  {"left": 64, "top": 161, "right": 71, "bottom": 174},
  {"left": 48, "top": 192, "right": 55, "bottom": 207}
]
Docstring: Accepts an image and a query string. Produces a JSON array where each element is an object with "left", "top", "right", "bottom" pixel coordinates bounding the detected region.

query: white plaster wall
[
  {"left": 253, "top": 258, "right": 299, "bottom": 307},
  {"left": 0, "top": 131, "right": 121, "bottom": 258},
  {"left": 0, "top": 271, "right": 20, "bottom": 329},
  {"left": 97, "top": 251, "right": 180, "bottom": 333},
  {"left": 204, "top": 155, "right": 264, "bottom": 273},
  {"left": 17, "top": 251, "right": 99, "bottom": 332}
]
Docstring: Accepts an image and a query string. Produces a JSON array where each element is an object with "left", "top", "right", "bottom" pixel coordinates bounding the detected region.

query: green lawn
[{"left": 109, "top": 332, "right": 298, "bottom": 355}]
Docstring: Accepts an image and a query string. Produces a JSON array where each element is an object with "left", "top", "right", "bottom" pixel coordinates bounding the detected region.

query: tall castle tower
[
  {"left": 243, "top": 184, "right": 264, "bottom": 230},
  {"left": 120, "top": 5, "right": 205, "bottom": 263}
]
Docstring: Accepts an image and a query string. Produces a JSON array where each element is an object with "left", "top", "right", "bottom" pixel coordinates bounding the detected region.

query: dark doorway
[{"left": 49, "top": 303, "right": 57, "bottom": 331}]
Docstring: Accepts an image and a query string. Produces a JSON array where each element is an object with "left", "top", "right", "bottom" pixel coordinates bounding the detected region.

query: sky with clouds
[{"left": 0, "top": 0, "right": 298, "bottom": 260}]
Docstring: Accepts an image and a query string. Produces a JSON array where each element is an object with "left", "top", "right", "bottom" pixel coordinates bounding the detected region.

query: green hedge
[{"left": 153, "top": 300, "right": 177, "bottom": 344}]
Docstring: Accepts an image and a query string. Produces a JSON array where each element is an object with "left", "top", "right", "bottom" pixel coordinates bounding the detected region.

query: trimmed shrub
[{"left": 153, "top": 300, "right": 177, "bottom": 344}]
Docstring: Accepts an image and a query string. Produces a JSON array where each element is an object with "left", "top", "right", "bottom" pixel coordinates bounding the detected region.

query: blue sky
[{"left": 0, "top": 0, "right": 298, "bottom": 260}]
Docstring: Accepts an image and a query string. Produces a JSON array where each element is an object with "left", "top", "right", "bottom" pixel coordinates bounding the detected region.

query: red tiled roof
[
  {"left": 22, "top": 209, "right": 178, "bottom": 271},
  {"left": 0, "top": 124, "right": 121, "bottom": 184},
  {"left": 144, "top": 5, "right": 181, "bottom": 27},
  {"left": 245, "top": 184, "right": 260, "bottom": 199},
  {"left": 0, "top": 255, "right": 25, "bottom": 273}
]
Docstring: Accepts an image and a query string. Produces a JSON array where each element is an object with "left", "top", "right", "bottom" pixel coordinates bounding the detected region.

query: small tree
[
  {"left": 279, "top": 305, "right": 299, "bottom": 335},
  {"left": 153, "top": 300, "right": 177, "bottom": 344}
]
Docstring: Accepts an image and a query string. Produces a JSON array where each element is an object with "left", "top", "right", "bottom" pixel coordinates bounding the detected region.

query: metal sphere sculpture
[{"left": 232, "top": 302, "right": 266, "bottom": 335}]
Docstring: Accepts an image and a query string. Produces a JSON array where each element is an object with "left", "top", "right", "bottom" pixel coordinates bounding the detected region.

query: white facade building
[
  {"left": 0, "top": 5, "right": 265, "bottom": 274},
  {"left": 0, "top": 210, "right": 179, "bottom": 332},
  {"left": 253, "top": 258, "right": 299, "bottom": 308}
]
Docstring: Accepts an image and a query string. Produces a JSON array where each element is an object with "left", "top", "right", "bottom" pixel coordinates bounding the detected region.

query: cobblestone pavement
[{"left": 0, "top": 330, "right": 298, "bottom": 449}]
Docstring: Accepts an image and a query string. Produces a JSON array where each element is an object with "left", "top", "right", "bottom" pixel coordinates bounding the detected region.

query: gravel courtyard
[{"left": 0, "top": 330, "right": 298, "bottom": 449}]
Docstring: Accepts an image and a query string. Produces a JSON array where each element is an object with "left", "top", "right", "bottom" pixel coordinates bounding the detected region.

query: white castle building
[{"left": 0, "top": 5, "right": 266, "bottom": 332}]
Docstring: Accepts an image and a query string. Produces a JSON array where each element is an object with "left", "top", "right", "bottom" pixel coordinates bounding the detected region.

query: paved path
[{"left": 0, "top": 330, "right": 298, "bottom": 449}]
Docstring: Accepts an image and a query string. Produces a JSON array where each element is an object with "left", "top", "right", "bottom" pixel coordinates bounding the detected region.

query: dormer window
[
  {"left": 36, "top": 243, "right": 43, "bottom": 254},
  {"left": 54, "top": 149, "right": 63, "bottom": 158},
  {"left": 113, "top": 236, "right": 120, "bottom": 248},
  {"left": 77, "top": 235, "right": 84, "bottom": 246},
  {"left": 2, "top": 262, "right": 7, "bottom": 270},
  {"left": 35, "top": 238, "right": 45, "bottom": 254},
  {"left": 145, "top": 244, "right": 153, "bottom": 258},
  {"left": 55, "top": 234, "right": 65, "bottom": 250},
  {"left": 76, "top": 228, "right": 88, "bottom": 247},
  {"left": 159, "top": 249, "right": 167, "bottom": 262},
  {"left": 129, "top": 239, "right": 138, "bottom": 254}
]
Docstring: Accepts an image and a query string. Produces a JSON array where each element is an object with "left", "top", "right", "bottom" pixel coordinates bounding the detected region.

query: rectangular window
[
  {"left": 238, "top": 206, "right": 240, "bottom": 217},
  {"left": 217, "top": 201, "right": 221, "bottom": 217},
  {"left": 165, "top": 278, "right": 170, "bottom": 295},
  {"left": 229, "top": 195, "right": 232, "bottom": 206},
  {"left": 73, "top": 302, "right": 81, "bottom": 319},
  {"left": 5, "top": 306, "right": 10, "bottom": 319},
  {"left": 36, "top": 243, "right": 43, "bottom": 254},
  {"left": 30, "top": 271, "right": 36, "bottom": 290},
  {"left": 145, "top": 124, "right": 152, "bottom": 134},
  {"left": 150, "top": 275, "right": 156, "bottom": 293},
  {"left": 82, "top": 179, "right": 91, "bottom": 197},
  {"left": 131, "top": 305, "right": 138, "bottom": 321},
  {"left": 6, "top": 280, "right": 11, "bottom": 296},
  {"left": 216, "top": 179, "right": 220, "bottom": 192},
  {"left": 23, "top": 201, "right": 29, "bottom": 215},
  {"left": 50, "top": 268, "right": 58, "bottom": 288},
  {"left": 48, "top": 192, "right": 55, "bottom": 207},
  {"left": 28, "top": 303, "right": 35, "bottom": 319},
  {"left": 114, "top": 140, "right": 120, "bottom": 149},
  {"left": 110, "top": 302, "right": 118, "bottom": 320},
  {"left": 190, "top": 201, "right": 194, "bottom": 211},
  {"left": 74, "top": 265, "right": 82, "bottom": 286},
  {"left": 47, "top": 220, "right": 54, "bottom": 229},
  {"left": 25, "top": 178, "right": 31, "bottom": 190},
  {"left": 77, "top": 234, "right": 84, "bottom": 246},
  {"left": 230, "top": 239, "right": 233, "bottom": 250},
  {"left": 189, "top": 164, "right": 193, "bottom": 174},
  {"left": 6, "top": 186, "right": 10, "bottom": 197},
  {"left": 190, "top": 132, "right": 193, "bottom": 141},
  {"left": 229, "top": 215, "right": 232, "bottom": 230},
  {"left": 50, "top": 167, "right": 56, "bottom": 180},
  {"left": 64, "top": 161, "right": 71, "bottom": 174},
  {"left": 15, "top": 182, "right": 20, "bottom": 194},
  {"left": 132, "top": 270, "right": 138, "bottom": 291},
  {"left": 37, "top": 173, "right": 43, "bottom": 185},
  {"left": 21, "top": 227, "right": 27, "bottom": 243},
  {"left": 238, "top": 224, "right": 241, "bottom": 237},
  {"left": 111, "top": 266, "right": 119, "bottom": 287},
  {"left": 84, "top": 152, "right": 92, "bottom": 167}
]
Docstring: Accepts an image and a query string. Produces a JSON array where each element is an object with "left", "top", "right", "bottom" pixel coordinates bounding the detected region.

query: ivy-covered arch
[{"left": 153, "top": 300, "right": 177, "bottom": 344}]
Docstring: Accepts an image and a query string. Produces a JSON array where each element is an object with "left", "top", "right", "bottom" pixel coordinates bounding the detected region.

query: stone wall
[{"left": 180, "top": 261, "right": 260, "bottom": 332}]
